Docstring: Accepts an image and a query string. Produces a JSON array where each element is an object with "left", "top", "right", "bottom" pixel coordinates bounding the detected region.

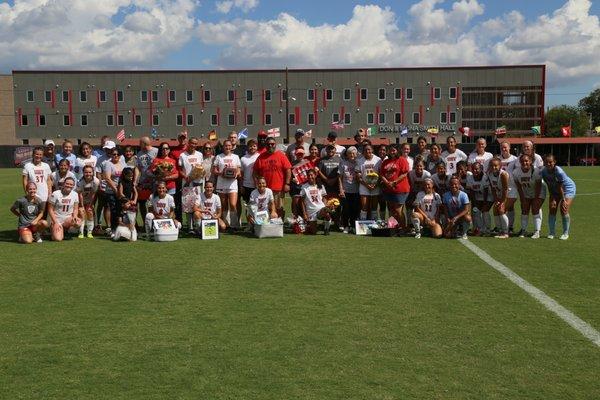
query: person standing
[
  {"left": 136, "top": 136, "right": 158, "bottom": 224},
  {"left": 253, "top": 137, "right": 292, "bottom": 218},
  {"left": 55, "top": 139, "right": 77, "bottom": 170},
  {"left": 541, "top": 154, "right": 576, "bottom": 240},
  {"left": 22, "top": 147, "right": 52, "bottom": 203},
  {"left": 441, "top": 135, "right": 467, "bottom": 176},
  {"left": 286, "top": 129, "right": 311, "bottom": 161},
  {"left": 42, "top": 139, "right": 57, "bottom": 172},
  {"left": 320, "top": 132, "right": 346, "bottom": 158},
  {"left": 379, "top": 145, "right": 410, "bottom": 230}
]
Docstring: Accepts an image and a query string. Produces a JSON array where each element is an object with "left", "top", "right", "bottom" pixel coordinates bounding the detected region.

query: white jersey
[
  {"left": 74, "top": 155, "right": 98, "bottom": 180},
  {"left": 408, "top": 170, "right": 431, "bottom": 194},
  {"left": 500, "top": 154, "right": 518, "bottom": 174},
  {"left": 51, "top": 170, "right": 76, "bottom": 191},
  {"left": 214, "top": 153, "right": 241, "bottom": 191},
  {"left": 49, "top": 189, "right": 79, "bottom": 220},
  {"left": 403, "top": 156, "right": 414, "bottom": 171},
  {"left": 196, "top": 193, "right": 222, "bottom": 217},
  {"left": 487, "top": 170, "right": 510, "bottom": 199},
  {"left": 240, "top": 152, "right": 260, "bottom": 188},
  {"left": 300, "top": 183, "right": 327, "bottom": 219},
  {"left": 77, "top": 177, "right": 100, "bottom": 205},
  {"left": 415, "top": 191, "right": 442, "bottom": 220},
  {"left": 356, "top": 155, "right": 382, "bottom": 195},
  {"left": 512, "top": 167, "right": 542, "bottom": 199},
  {"left": 178, "top": 151, "right": 204, "bottom": 186},
  {"left": 441, "top": 149, "right": 467, "bottom": 175},
  {"left": 149, "top": 194, "right": 175, "bottom": 218},
  {"left": 249, "top": 188, "right": 274, "bottom": 212},
  {"left": 431, "top": 174, "right": 451, "bottom": 194},
  {"left": 466, "top": 174, "right": 490, "bottom": 202},
  {"left": 514, "top": 153, "right": 544, "bottom": 171},
  {"left": 467, "top": 152, "right": 493, "bottom": 172},
  {"left": 22, "top": 161, "right": 52, "bottom": 201}
]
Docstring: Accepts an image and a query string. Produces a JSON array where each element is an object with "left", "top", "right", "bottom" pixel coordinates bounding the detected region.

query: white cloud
[
  {"left": 215, "top": 0, "right": 258, "bottom": 14},
  {"left": 0, "top": 0, "right": 198, "bottom": 70}
]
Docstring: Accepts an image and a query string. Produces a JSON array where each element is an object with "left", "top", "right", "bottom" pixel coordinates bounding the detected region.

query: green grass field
[{"left": 1, "top": 168, "right": 599, "bottom": 399}]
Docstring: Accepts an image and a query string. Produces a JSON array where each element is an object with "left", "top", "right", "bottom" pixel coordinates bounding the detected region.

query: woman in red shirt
[
  {"left": 379, "top": 145, "right": 410, "bottom": 230},
  {"left": 150, "top": 142, "right": 179, "bottom": 195}
]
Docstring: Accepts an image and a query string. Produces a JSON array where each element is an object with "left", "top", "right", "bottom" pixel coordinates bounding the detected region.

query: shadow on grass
[{"left": 0, "top": 229, "right": 17, "bottom": 243}]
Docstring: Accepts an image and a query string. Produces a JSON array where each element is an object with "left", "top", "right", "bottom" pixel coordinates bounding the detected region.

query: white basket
[
  {"left": 254, "top": 223, "right": 284, "bottom": 238},
  {"left": 152, "top": 218, "right": 179, "bottom": 242}
]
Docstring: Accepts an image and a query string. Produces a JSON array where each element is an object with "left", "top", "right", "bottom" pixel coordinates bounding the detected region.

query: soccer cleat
[
  {"left": 531, "top": 231, "right": 540, "bottom": 239},
  {"left": 105, "top": 228, "right": 112, "bottom": 237},
  {"left": 86, "top": 232, "right": 94, "bottom": 239},
  {"left": 414, "top": 232, "right": 421, "bottom": 239},
  {"left": 342, "top": 227, "right": 349, "bottom": 234},
  {"left": 78, "top": 233, "right": 84, "bottom": 239},
  {"left": 34, "top": 233, "right": 43, "bottom": 243},
  {"left": 559, "top": 233, "right": 569, "bottom": 240},
  {"left": 494, "top": 233, "right": 509, "bottom": 239},
  {"left": 547, "top": 234, "right": 555, "bottom": 240},
  {"left": 461, "top": 233, "right": 468, "bottom": 240},
  {"left": 517, "top": 229, "right": 526, "bottom": 238}
]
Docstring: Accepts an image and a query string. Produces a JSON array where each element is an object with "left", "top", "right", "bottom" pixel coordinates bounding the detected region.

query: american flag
[
  {"left": 116, "top": 129, "right": 126, "bottom": 142},
  {"left": 304, "top": 129, "right": 312, "bottom": 138},
  {"left": 331, "top": 121, "right": 344, "bottom": 130},
  {"left": 267, "top": 127, "right": 280, "bottom": 137}
]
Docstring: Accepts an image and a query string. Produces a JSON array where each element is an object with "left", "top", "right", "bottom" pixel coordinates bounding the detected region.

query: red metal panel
[{"left": 68, "top": 90, "right": 73, "bottom": 126}]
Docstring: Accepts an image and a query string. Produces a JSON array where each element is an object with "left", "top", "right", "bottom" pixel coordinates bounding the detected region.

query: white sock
[
  {"left": 520, "top": 215, "right": 529, "bottom": 232},
  {"left": 533, "top": 213, "right": 542, "bottom": 232},
  {"left": 507, "top": 210, "right": 515, "bottom": 230},
  {"left": 494, "top": 215, "right": 501, "bottom": 230},
  {"left": 379, "top": 210, "right": 386, "bottom": 220},
  {"left": 79, "top": 221, "right": 85, "bottom": 234},
  {"left": 500, "top": 214, "right": 509, "bottom": 233},
  {"left": 360, "top": 210, "right": 368, "bottom": 220},
  {"left": 324, "top": 220, "right": 331, "bottom": 230},
  {"left": 412, "top": 217, "right": 421, "bottom": 233}
]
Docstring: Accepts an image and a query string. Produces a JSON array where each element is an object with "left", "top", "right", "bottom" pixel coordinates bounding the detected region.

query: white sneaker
[
  {"left": 531, "top": 231, "right": 540, "bottom": 239},
  {"left": 559, "top": 233, "right": 569, "bottom": 240},
  {"left": 461, "top": 233, "right": 468, "bottom": 240},
  {"left": 342, "top": 227, "right": 349, "bottom": 234},
  {"left": 517, "top": 229, "right": 526, "bottom": 238},
  {"left": 415, "top": 232, "right": 421, "bottom": 239},
  {"left": 494, "top": 233, "right": 509, "bottom": 239},
  {"left": 547, "top": 234, "right": 555, "bottom": 240}
]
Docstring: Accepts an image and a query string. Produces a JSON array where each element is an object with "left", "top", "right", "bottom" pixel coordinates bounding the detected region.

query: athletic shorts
[
  {"left": 383, "top": 192, "right": 408, "bottom": 204},
  {"left": 216, "top": 188, "right": 238, "bottom": 194},
  {"left": 18, "top": 225, "right": 36, "bottom": 235}
]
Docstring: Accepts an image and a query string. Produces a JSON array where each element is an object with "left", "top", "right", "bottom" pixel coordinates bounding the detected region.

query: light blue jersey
[
  {"left": 442, "top": 190, "right": 470, "bottom": 218},
  {"left": 541, "top": 166, "right": 576, "bottom": 198}
]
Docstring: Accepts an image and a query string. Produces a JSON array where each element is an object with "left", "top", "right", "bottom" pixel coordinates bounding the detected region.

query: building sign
[{"left": 378, "top": 124, "right": 456, "bottom": 134}]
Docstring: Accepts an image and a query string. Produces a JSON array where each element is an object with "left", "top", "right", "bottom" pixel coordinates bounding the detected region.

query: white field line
[
  {"left": 459, "top": 239, "right": 600, "bottom": 348},
  {"left": 577, "top": 192, "right": 600, "bottom": 196}
]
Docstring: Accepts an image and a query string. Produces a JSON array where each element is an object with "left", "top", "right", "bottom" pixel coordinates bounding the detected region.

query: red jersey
[
  {"left": 253, "top": 150, "right": 292, "bottom": 191},
  {"left": 380, "top": 157, "right": 410, "bottom": 194}
]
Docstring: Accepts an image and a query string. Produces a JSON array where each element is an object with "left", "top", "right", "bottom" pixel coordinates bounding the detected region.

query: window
[
  {"left": 360, "top": 88, "right": 368, "bottom": 100},
  {"left": 81, "top": 115, "right": 88, "bottom": 126},
  {"left": 434, "top": 87, "right": 441, "bottom": 100},
  {"left": 186, "top": 90, "right": 193, "bottom": 102},
  {"left": 307, "top": 89, "right": 315, "bottom": 101},
  {"left": 281, "top": 89, "right": 287, "bottom": 101},
  {"left": 449, "top": 112, "right": 457, "bottom": 124},
  {"left": 27, "top": 90, "right": 34, "bottom": 102},
  {"left": 344, "top": 113, "right": 351, "bottom": 124},
  {"left": 378, "top": 113, "right": 385, "bottom": 125},
  {"left": 378, "top": 88, "right": 386, "bottom": 100},
  {"left": 367, "top": 113, "right": 374, "bottom": 125},
  {"left": 227, "top": 90, "right": 235, "bottom": 102},
  {"left": 246, "top": 114, "right": 253, "bottom": 125},
  {"left": 228, "top": 113, "right": 235, "bottom": 126},
  {"left": 395, "top": 113, "right": 402, "bottom": 124},
  {"left": 107, "top": 115, "right": 114, "bottom": 126},
  {"left": 307, "top": 113, "right": 315, "bottom": 125},
  {"left": 264, "top": 90, "right": 272, "bottom": 101},
  {"left": 44, "top": 91, "right": 52, "bottom": 102},
  {"left": 151, "top": 90, "right": 159, "bottom": 102},
  {"left": 21, "top": 115, "right": 28, "bottom": 126},
  {"left": 135, "top": 114, "right": 142, "bottom": 126},
  {"left": 412, "top": 112, "right": 420, "bottom": 124},
  {"left": 62, "top": 91, "right": 69, "bottom": 102},
  {"left": 99, "top": 90, "right": 107, "bottom": 102},
  {"left": 117, "top": 114, "right": 124, "bottom": 126},
  {"left": 140, "top": 90, "right": 148, "bottom": 102},
  {"left": 187, "top": 114, "right": 194, "bottom": 126},
  {"left": 116, "top": 90, "right": 124, "bottom": 102},
  {"left": 22, "top": 139, "right": 29, "bottom": 145},
  {"left": 265, "top": 114, "right": 272, "bottom": 125},
  {"left": 440, "top": 112, "right": 448, "bottom": 124},
  {"left": 406, "top": 88, "right": 413, "bottom": 100},
  {"left": 394, "top": 88, "right": 402, "bottom": 100},
  {"left": 343, "top": 88, "right": 351, "bottom": 101},
  {"left": 246, "top": 89, "right": 253, "bottom": 102},
  {"left": 80, "top": 90, "right": 87, "bottom": 102},
  {"left": 288, "top": 113, "right": 296, "bottom": 125},
  {"left": 169, "top": 90, "right": 176, "bottom": 102},
  {"left": 203, "top": 90, "right": 211, "bottom": 102},
  {"left": 332, "top": 113, "right": 340, "bottom": 123},
  {"left": 210, "top": 114, "right": 218, "bottom": 126},
  {"left": 152, "top": 114, "right": 160, "bottom": 126},
  {"left": 325, "top": 89, "right": 333, "bottom": 101},
  {"left": 63, "top": 115, "right": 70, "bottom": 126},
  {"left": 176, "top": 114, "right": 183, "bottom": 126},
  {"left": 449, "top": 87, "right": 457, "bottom": 99},
  {"left": 39, "top": 115, "right": 46, "bottom": 126}
]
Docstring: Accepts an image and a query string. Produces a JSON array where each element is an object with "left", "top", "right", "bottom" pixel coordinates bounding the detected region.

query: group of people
[{"left": 12, "top": 128, "right": 576, "bottom": 243}]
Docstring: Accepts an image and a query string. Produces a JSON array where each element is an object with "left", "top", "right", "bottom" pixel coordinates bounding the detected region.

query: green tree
[
  {"left": 544, "top": 105, "right": 588, "bottom": 137},
  {"left": 578, "top": 88, "right": 600, "bottom": 127}
]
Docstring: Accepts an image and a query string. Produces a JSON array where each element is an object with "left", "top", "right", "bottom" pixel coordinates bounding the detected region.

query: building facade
[
  {"left": 10, "top": 66, "right": 544, "bottom": 145},
  {"left": 0, "top": 74, "right": 18, "bottom": 145}
]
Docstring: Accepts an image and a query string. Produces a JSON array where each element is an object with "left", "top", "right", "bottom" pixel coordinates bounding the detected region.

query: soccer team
[{"left": 12, "top": 128, "right": 576, "bottom": 243}]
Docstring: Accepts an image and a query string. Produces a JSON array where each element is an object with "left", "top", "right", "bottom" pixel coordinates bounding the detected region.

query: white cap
[
  {"left": 44, "top": 139, "right": 55, "bottom": 146},
  {"left": 103, "top": 140, "right": 116, "bottom": 149}
]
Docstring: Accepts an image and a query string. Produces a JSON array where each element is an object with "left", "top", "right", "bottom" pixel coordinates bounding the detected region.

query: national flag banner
[
  {"left": 151, "top": 127, "right": 158, "bottom": 139},
  {"left": 459, "top": 126, "right": 470, "bottom": 137},
  {"left": 116, "top": 129, "right": 126, "bottom": 142},
  {"left": 400, "top": 127, "right": 408, "bottom": 137},
  {"left": 495, "top": 125, "right": 507, "bottom": 136},
  {"left": 267, "top": 127, "right": 280, "bottom": 137},
  {"left": 531, "top": 125, "right": 541, "bottom": 135},
  {"left": 595, "top": 126, "right": 600, "bottom": 134},
  {"left": 561, "top": 126, "right": 572, "bottom": 137},
  {"left": 366, "top": 127, "right": 377, "bottom": 136},
  {"left": 304, "top": 129, "right": 312, "bottom": 138},
  {"left": 427, "top": 127, "right": 439, "bottom": 136},
  {"left": 208, "top": 130, "right": 218, "bottom": 141},
  {"left": 331, "top": 121, "right": 345, "bottom": 130},
  {"left": 237, "top": 128, "right": 248, "bottom": 140},
  {"left": 292, "top": 160, "right": 315, "bottom": 185}
]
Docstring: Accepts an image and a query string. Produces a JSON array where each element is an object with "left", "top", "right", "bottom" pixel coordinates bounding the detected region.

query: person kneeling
[
  {"left": 192, "top": 181, "right": 227, "bottom": 233},
  {"left": 411, "top": 178, "right": 443, "bottom": 239},
  {"left": 300, "top": 169, "right": 333, "bottom": 235},
  {"left": 48, "top": 177, "right": 81, "bottom": 241},
  {"left": 113, "top": 198, "right": 137, "bottom": 241},
  {"left": 246, "top": 177, "right": 278, "bottom": 229},
  {"left": 442, "top": 177, "right": 472, "bottom": 239},
  {"left": 145, "top": 181, "right": 181, "bottom": 239},
  {"left": 11, "top": 182, "right": 49, "bottom": 244}
]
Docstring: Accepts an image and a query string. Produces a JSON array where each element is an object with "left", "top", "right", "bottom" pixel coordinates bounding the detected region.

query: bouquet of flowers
[
  {"left": 326, "top": 197, "right": 340, "bottom": 210},
  {"left": 154, "top": 161, "right": 173, "bottom": 178},
  {"left": 364, "top": 171, "right": 379, "bottom": 186},
  {"left": 189, "top": 164, "right": 206, "bottom": 181}
]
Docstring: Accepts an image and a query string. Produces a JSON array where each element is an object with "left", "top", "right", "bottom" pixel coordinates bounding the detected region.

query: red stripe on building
[
  {"left": 375, "top": 105, "right": 380, "bottom": 125},
  {"left": 68, "top": 90, "right": 73, "bottom": 126},
  {"left": 400, "top": 87, "right": 405, "bottom": 124},
  {"left": 357, "top": 86, "right": 361, "bottom": 107},
  {"left": 96, "top": 90, "right": 100, "bottom": 108},
  {"left": 322, "top": 89, "right": 327, "bottom": 109},
  {"left": 131, "top": 108, "right": 136, "bottom": 126},
  {"left": 149, "top": 89, "right": 153, "bottom": 125},
  {"left": 419, "top": 105, "right": 424, "bottom": 125},
  {"left": 295, "top": 106, "right": 300, "bottom": 125},
  {"left": 166, "top": 90, "right": 171, "bottom": 108},
  {"left": 313, "top": 89, "right": 318, "bottom": 124},
  {"left": 182, "top": 107, "right": 187, "bottom": 127},
  {"left": 340, "top": 106, "right": 345, "bottom": 123},
  {"left": 233, "top": 90, "right": 237, "bottom": 125},
  {"left": 17, "top": 107, "right": 22, "bottom": 127},
  {"left": 35, "top": 107, "right": 40, "bottom": 127},
  {"left": 51, "top": 90, "right": 56, "bottom": 108},
  {"left": 217, "top": 107, "right": 221, "bottom": 126},
  {"left": 456, "top": 86, "right": 461, "bottom": 106},
  {"left": 430, "top": 86, "right": 434, "bottom": 106},
  {"left": 200, "top": 88, "right": 205, "bottom": 109},
  {"left": 261, "top": 89, "right": 266, "bottom": 125}
]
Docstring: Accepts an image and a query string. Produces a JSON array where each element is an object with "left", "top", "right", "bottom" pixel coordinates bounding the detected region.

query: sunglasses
[
  {"left": 204, "top": 147, "right": 212, "bottom": 150},
  {"left": 267, "top": 143, "right": 276, "bottom": 146},
  {"left": 161, "top": 147, "right": 170, "bottom": 150}
]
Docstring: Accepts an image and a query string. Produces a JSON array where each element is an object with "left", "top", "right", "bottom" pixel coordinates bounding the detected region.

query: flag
[
  {"left": 561, "top": 126, "right": 572, "bottom": 137},
  {"left": 400, "top": 127, "right": 408, "bottom": 137},
  {"left": 151, "top": 127, "right": 158, "bottom": 139},
  {"left": 366, "top": 127, "right": 377, "bottom": 136},
  {"left": 237, "top": 128, "right": 248, "bottom": 140},
  {"left": 116, "top": 129, "right": 126, "bottom": 142},
  {"left": 531, "top": 126, "right": 541, "bottom": 135},
  {"left": 459, "top": 126, "right": 470, "bottom": 137},
  {"left": 292, "top": 160, "right": 315, "bottom": 185},
  {"left": 495, "top": 125, "right": 507, "bottom": 136},
  {"left": 595, "top": 126, "right": 600, "bottom": 134},
  {"left": 208, "top": 130, "right": 217, "bottom": 141},
  {"left": 427, "top": 127, "right": 439, "bottom": 136},
  {"left": 267, "top": 127, "right": 280, "bottom": 137},
  {"left": 304, "top": 129, "right": 312, "bottom": 138},
  {"left": 331, "top": 121, "right": 344, "bottom": 130}
]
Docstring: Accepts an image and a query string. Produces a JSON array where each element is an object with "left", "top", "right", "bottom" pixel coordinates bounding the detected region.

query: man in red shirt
[
  {"left": 170, "top": 131, "right": 188, "bottom": 221},
  {"left": 253, "top": 137, "right": 292, "bottom": 218},
  {"left": 379, "top": 145, "right": 410, "bottom": 230}
]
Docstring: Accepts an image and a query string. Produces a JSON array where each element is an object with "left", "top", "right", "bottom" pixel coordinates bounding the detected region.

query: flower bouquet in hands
[
  {"left": 364, "top": 171, "right": 379, "bottom": 191},
  {"left": 154, "top": 161, "right": 173, "bottom": 178},
  {"left": 189, "top": 164, "right": 205, "bottom": 181}
]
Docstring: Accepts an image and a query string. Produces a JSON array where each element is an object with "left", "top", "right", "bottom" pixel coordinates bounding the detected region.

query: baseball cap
[
  {"left": 295, "top": 129, "right": 305, "bottom": 137},
  {"left": 294, "top": 147, "right": 305, "bottom": 154},
  {"left": 44, "top": 139, "right": 55, "bottom": 146},
  {"left": 178, "top": 131, "right": 188, "bottom": 138},
  {"left": 103, "top": 140, "right": 116, "bottom": 149},
  {"left": 258, "top": 130, "right": 268, "bottom": 137},
  {"left": 327, "top": 131, "right": 337, "bottom": 140}
]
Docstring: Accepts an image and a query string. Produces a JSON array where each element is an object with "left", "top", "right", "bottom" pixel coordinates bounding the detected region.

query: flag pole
[{"left": 285, "top": 67, "right": 290, "bottom": 144}]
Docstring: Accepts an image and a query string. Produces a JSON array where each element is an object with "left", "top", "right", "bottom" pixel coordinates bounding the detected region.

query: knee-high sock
[
  {"left": 482, "top": 212, "right": 491, "bottom": 232},
  {"left": 472, "top": 208, "right": 482, "bottom": 230},
  {"left": 533, "top": 213, "right": 542, "bottom": 233},
  {"left": 412, "top": 217, "right": 421, "bottom": 233},
  {"left": 461, "top": 220, "right": 469, "bottom": 235},
  {"left": 562, "top": 214, "right": 571, "bottom": 234},
  {"left": 548, "top": 214, "right": 557, "bottom": 235},
  {"left": 494, "top": 215, "right": 501, "bottom": 230},
  {"left": 359, "top": 210, "right": 368, "bottom": 220},
  {"left": 520, "top": 215, "right": 529, "bottom": 232},
  {"left": 144, "top": 214, "right": 154, "bottom": 235},
  {"left": 507, "top": 210, "right": 515, "bottom": 230},
  {"left": 499, "top": 214, "right": 509, "bottom": 233},
  {"left": 79, "top": 221, "right": 85, "bottom": 234},
  {"left": 86, "top": 219, "right": 94, "bottom": 234}
]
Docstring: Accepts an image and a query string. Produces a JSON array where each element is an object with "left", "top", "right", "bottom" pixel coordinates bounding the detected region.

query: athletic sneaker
[
  {"left": 559, "top": 233, "right": 569, "bottom": 240},
  {"left": 414, "top": 232, "right": 421, "bottom": 239},
  {"left": 547, "top": 234, "right": 555, "bottom": 239},
  {"left": 494, "top": 233, "right": 509, "bottom": 239},
  {"left": 34, "top": 233, "right": 43, "bottom": 243},
  {"left": 342, "top": 227, "right": 349, "bottom": 234},
  {"left": 78, "top": 233, "right": 84, "bottom": 239},
  {"left": 461, "top": 233, "right": 468, "bottom": 240},
  {"left": 86, "top": 232, "right": 94, "bottom": 239},
  {"left": 531, "top": 231, "right": 540, "bottom": 239},
  {"left": 517, "top": 229, "right": 526, "bottom": 238},
  {"left": 105, "top": 228, "right": 112, "bottom": 237}
]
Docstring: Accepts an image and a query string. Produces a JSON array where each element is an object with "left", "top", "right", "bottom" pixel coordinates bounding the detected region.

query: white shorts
[
  {"left": 216, "top": 188, "right": 238, "bottom": 194},
  {"left": 507, "top": 183, "right": 518, "bottom": 199}
]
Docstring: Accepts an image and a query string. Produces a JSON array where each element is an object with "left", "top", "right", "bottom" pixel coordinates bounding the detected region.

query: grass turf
[{"left": 0, "top": 168, "right": 599, "bottom": 399}]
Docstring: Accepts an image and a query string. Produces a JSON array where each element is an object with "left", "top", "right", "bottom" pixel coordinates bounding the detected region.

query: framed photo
[
  {"left": 254, "top": 210, "right": 270, "bottom": 225},
  {"left": 223, "top": 167, "right": 237, "bottom": 179},
  {"left": 201, "top": 219, "right": 219, "bottom": 240},
  {"left": 153, "top": 218, "right": 176, "bottom": 231},
  {"left": 355, "top": 220, "right": 376, "bottom": 236}
]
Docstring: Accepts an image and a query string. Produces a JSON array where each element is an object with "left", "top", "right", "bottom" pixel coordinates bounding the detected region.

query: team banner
[
  {"left": 14, "top": 146, "right": 33, "bottom": 167},
  {"left": 292, "top": 160, "right": 316, "bottom": 185}
]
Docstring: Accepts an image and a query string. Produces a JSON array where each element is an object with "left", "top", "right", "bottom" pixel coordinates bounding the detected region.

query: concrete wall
[{"left": 0, "top": 75, "right": 18, "bottom": 145}]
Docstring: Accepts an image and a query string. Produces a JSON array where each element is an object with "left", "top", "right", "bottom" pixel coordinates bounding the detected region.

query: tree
[
  {"left": 544, "top": 105, "right": 588, "bottom": 137},
  {"left": 578, "top": 88, "right": 600, "bottom": 128}
]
